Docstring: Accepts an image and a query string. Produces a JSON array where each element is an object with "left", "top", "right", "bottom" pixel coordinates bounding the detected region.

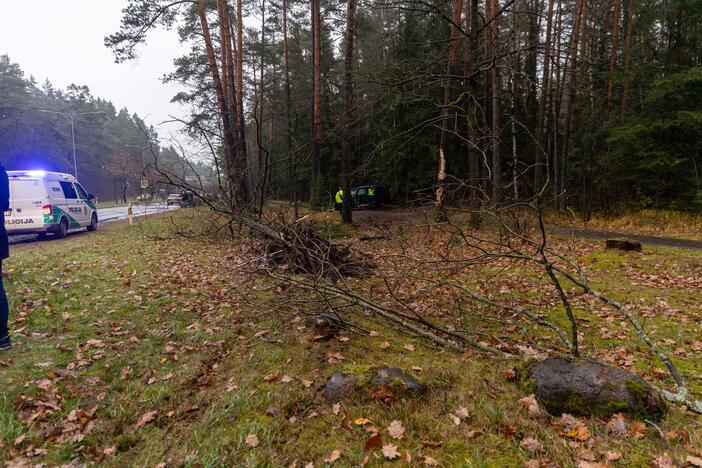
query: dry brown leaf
[
  {"left": 387, "top": 420, "right": 405, "bottom": 440},
  {"left": 631, "top": 421, "right": 647, "bottom": 439},
  {"left": 604, "top": 451, "right": 622, "bottom": 462},
  {"left": 263, "top": 373, "right": 279, "bottom": 382},
  {"left": 332, "top": 403, "right": 341, "bottom": 415},
  {"left": 324, "top": 449, "right": 341, "bottom": 464},
  {"left": 403, "top": 344, "right": 415, "bottom": 351},
  {"left": 575, "top": 462, "right": 607, "bottom": 468},
  {"left": 369, "top": 331, "right": 380, "bottom": 337},
  {"left": 519, "top": 394, "right": 543, "bottom": 419},
  {"left": 455, "top": 406, "right": 470, "bottom": 421},
  {"left": 245, "top": 433, "right": 259, "bottom": 448},
  {"left": 341, "top": 412, "right": 352, "bottom": 430},
  {"left": 423, "top": 455, "right": 439, "bottom": 466},
  {"left": 520, "top": 437, "right": 544, "bottom": 453},
  {"left": 354, "top": 417, "right": 373, "bottom": 426},
  {"left": 379, "top": 341, "right": 390, "bottom": 349},
  {"left": 382, "top": 444, "right": 400, "bottom": 460},
  {"left": 364, "top": 433, "right": 382, "bottom": 452},
  {"left": 605, "top": 413, "right": 628, "bottom": 437},
  {"left": 686, "top": 455, "right": 702, "bottom": 467},
  {"left": 135, "top": 410, "right": 157, "bottom": 428},
  {"left": 421, "top": 439, "right": 442, "bottom": 448},
  {"left": 651, "top": 453, "right": 675, "bottom": 468}
]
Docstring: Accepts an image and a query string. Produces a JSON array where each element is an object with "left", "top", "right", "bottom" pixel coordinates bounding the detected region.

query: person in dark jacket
[{"left": 0, "top": 165, "right": 10, "bottom": 350}]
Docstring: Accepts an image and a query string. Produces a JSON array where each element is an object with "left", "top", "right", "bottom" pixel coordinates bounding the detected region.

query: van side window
[
  {"left": 60, "top": 181, "right": 78, "bottom": 199},
  {"left": 75, "top": 183, "right": 89, "bottom": 200}
]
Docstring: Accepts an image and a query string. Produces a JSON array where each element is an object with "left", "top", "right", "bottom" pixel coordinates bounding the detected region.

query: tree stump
[
  {"left": 605, "top": 238, "right": 642, "bottom": 252},
  {"left": 520, "top": 358, "right": 666, "bottom": 420}
]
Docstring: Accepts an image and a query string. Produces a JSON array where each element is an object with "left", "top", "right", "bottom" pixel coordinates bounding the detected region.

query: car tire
[
  {"left": 87, "top": 213, "right": 98, "bottom": 232},
  {"left": 55, "top": 218, "right": 69, "bottom": 239}
]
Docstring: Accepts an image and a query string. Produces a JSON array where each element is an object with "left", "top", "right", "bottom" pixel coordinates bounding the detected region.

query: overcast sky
[{"left": 0, "top": 0, "right": 188, "bottom": 147}]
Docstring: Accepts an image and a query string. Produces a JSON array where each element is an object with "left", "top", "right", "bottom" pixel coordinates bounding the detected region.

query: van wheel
[
  {"left": 55, "top": 218, "right": 69, "bottom": 239},
  {"left": 87, "top": 213, "right": 98, "bottom": 232}
]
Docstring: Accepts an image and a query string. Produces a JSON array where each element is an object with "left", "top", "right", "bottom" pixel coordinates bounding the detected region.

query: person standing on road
[{"left": 0, "top": 165, "right": 11, "bottom": 351}]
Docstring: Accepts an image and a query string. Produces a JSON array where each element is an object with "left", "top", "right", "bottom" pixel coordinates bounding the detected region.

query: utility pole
[{"left": 38, "top": 109, "right": 103, "bottom": 179}]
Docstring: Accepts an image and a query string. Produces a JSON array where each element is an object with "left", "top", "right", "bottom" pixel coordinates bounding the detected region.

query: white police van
[{"left": 5, "top": 171, "right": 98, "bottom": 238}]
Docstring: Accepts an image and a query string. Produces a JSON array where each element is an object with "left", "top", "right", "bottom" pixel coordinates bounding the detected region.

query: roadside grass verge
[{"left": 0, "top": 211, "right": 700, "bottom": 466}]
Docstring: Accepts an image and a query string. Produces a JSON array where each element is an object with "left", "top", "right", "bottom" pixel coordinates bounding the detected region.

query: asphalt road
[{"left": 8, "top": 203, "right": 178, "bottom": 245}]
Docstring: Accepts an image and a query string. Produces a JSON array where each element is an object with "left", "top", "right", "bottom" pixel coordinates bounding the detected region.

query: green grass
[{"left": 1, "top": 213, "right": 701, "bottom": 466}]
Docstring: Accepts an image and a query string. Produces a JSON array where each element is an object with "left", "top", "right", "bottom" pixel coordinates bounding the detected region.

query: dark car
[{"left": 351, "top": 185, "right": 390, "bottom": 209}]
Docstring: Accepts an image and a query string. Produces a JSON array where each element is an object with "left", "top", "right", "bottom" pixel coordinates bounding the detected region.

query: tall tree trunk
[
  {"left": 510, "top": 9, "right": 519, "bottom": 201},
  {"left": 466, "top": 0, "right": 480, "bottom": 205},
  {"left": 198, "top": 0, "right": 241, "bottom": 205},
  {"left": 235, "top": 0, "right": 248, "bottom": 192},
  {"left": 435, "top": 0, "right": 464, "bottom": 219},
  {"left": 311, "top": 0, "right": 322, "bottom": 191},
  {"left": 466, "top": 0, "right": 480, "bottom": 206},
  {"left": 535, "top": 0, "right": 555, "bottom": 194},
  {"left": 560, "top": 0, "right": 587, "bottom": 209},
  {"left": 341, "top": 0, "right": 356, "bottom": 224},
  {"left": 620, "top": 0, "right": 635, "bottom": 118},
  {"left": 282, "top": 0, "right": 297, "bottom": 219},
  {"left": 256, "top": 0, "right": 267, "bottom": 213},
  {"left": 490, "top": 0, "right": 502, "bottom": 204},
  {"left": 607, "top": 0, "right": 622, "bottom": 110}
]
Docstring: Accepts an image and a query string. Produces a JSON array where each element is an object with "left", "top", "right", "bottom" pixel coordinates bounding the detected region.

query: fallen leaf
[
  {"left": 354, "top": 417, "right": 373, "bottom": 426},
  {"left": 341, "top": 412, "right": 352, "bottom": 430},
  {"left": 364, "top": 433, "right": 382, "bottom": 452},
  {"left": 449, "top": 414, "right": 461, "bottom": 425},
  {"left": 135, "top": 410, "right": 157, "bottom": 428},
  {"left": 455, "top": 406, "right": 469, "bottom": 421},
  {"left": 382, "top": 445, "right": 400, "bottom": 460},
  {"left": 421, "top": 439, "right": 442, "bottom": 448},
  {"left": 263, "top": 373, "right": 279, "bottom": 382},
  {"left": 605, "top": 413, "right": 628, "bottom": 437},
  {"left": 245, "top": 434, "right": 259, "bottom": 448},
  {"left": 631, "top": 421, "right": 647, "bottom": 439},
  {"left": 369, "top": 331, "right": 380, "bottom": 337},
  {"left": 423, "top": 455, "right": 439, "bottom": 466},
  {"left": 301, "top": 379, "right": 313, "bottom": 388},
  {"left": 405, "top": 451, "right": 412, "bottom": 464},
  {"left": 686, "top": 455, "right": 702, "bottom": 467},
  {"left": 324, "top": 449, "right": 341, "bottom": 464},
  {"left": 651, "top": 453, "right": 674, "bottom": 468},
  {"left": 519, "top": 394, "right": 543, "bottom": 419},
  {"left": 387, "top": 420, "right": 405, "bottom": 440},
  {"left": 281, "top": 375, "right": 293, "bottom": 383},
  {"left": 403, "top": 344, "right": 415, "bottom": 352},
  {"left": 520, "top": 436, "right": 544, "bottom": 453},
  {"left": 604, "top": 451, "right": 621, "bottom": 462},
  {"left": 575, "top": 462, "right": 607, "bottom": 468},
  {"left": 332, "top": 403, "right": 341, "bottom": 415},
  {"left": 379, "top": 341, "right": 390, "bottom": 350}
]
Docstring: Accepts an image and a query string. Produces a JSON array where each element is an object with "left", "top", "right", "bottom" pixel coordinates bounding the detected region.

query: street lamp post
[{"left": 38, "top": 109, "right": 103, "bottom": 178}]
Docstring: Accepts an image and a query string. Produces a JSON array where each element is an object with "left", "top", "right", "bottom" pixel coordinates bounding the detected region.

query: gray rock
[
  {"left": 520, "top": 358, "right": 666, "bottom": 420},
  {"left": 322, "top": 366, "right": 427, "bottom": 403}
]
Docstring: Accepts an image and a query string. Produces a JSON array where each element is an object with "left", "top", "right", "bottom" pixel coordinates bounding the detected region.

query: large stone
[
  {"left": 520, "top": 358, "right": 666, "bottom": 420},
  {"left": 322, "top": 366, "right": 427, "bottom": 403}
]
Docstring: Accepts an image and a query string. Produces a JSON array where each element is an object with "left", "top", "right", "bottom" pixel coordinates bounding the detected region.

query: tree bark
[
  {"left": 282, "top": 0, "right": 297, "bottom": 219},
  {"left": 607, "top": 0, "right": 622, "bottom": 111},
  {"left": 535, "top": 0, "right": 555, "bottom": 194},
  {"left": 435, "top": 0, "right": 464, "bottom": 219},
  {"left": 311, "top": 0, "right": 322, "bottom": 188},
  {"left": 341, "top": 0, "right": 356, "bottom": 224},
  {"left": 490, "top": 0, "right": 502, "bottom": 204},
  {"left": 620, "top": 0, "right": 635, "bottom": 118},
  {"left": 466, "top": 0, "right": 480, "bottom": 205}
]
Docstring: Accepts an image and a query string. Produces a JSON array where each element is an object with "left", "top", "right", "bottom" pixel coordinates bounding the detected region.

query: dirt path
[{"left": 548, "top": 226, "right": 702, "bottom": 251}]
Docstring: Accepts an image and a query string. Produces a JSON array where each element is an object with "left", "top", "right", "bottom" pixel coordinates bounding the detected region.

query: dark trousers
[{"left": 0, "top": 261, "right": 7, "bottom": 338}]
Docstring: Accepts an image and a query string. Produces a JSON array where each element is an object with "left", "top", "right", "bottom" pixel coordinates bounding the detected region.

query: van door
[
  {"left": 74, "top": 182, "right": 95, "bottom": 224},
  {"left": 58, "top": 181, "right": 84, "bottom": 228},
  {"left": 6, "top": 179, "right": 45, "bottom": 234}
]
